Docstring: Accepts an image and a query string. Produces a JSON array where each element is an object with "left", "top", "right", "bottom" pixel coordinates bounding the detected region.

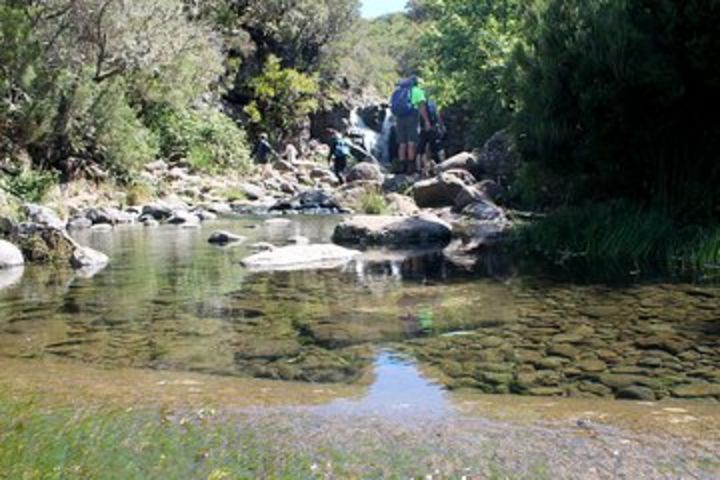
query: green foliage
[
  {"left": 515, "top": 201, "right": 720, "bottom": 274},
  {"left": 322, "top": 14, "right": 427, "bottom": 95},
  {"left": 419, "top": 0, "right": 527, "bottom": 143},
  {"left": 0, "top": 170, "right": 59, "bottom": 203},
  {"left": 513, "top": 0, "right": 720, "bottom": 220},
  {"left": 90, "top": 79, "right": 160, "bottom": 178},
  {"left": 145, "top": 106, "right": 251, "bottom": 174},
  {"left": 0, "top": 1, "right": 224, "bottom": 179},
  {"left": 244, "top": 55, "right": 319, "bottom": 140},
  {"left": 359, "top": 188, "right": 388, "bottom": 215}
]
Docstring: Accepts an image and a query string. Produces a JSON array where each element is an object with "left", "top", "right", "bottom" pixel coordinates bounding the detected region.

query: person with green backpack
[
  {"left": 389, "top": 75, "right": 432, "bottom": 174},
  {"left": 327, "top": 130, "right": 351, "bottom": 184}
]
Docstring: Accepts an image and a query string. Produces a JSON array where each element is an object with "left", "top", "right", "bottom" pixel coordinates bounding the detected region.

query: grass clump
[
  {"left": 359, "top": 188, "right": 387, "bottom": 215},
  {"left": 514, "top": 201, "right": 720, "bottom": 275}
]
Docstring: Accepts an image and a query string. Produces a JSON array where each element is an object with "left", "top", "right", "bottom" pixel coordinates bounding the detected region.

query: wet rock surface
[{"left": 332, "top": 214, "right": 453, "bottom": 247}]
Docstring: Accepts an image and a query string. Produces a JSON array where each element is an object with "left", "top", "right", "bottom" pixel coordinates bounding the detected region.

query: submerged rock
[
  {"left": 332, "top": 214, "right": 452, "bottom": 248},
  {"left": 241, "top": 244, "right": 360, "bottom": 271},
  {"left": 208, "top": 231, "right": 245, "bottom": 245},
  {"left": 71, "top": 246, "right": 109, "bottom": 270},
  {"left": 0, "top": 240, "right": 24, "bottom": 268}
]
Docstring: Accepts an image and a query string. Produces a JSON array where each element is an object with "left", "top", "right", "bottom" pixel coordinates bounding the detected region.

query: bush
[
  {"left": 513, "top": 0, "right": 720, "bottom": 220},
  {"left": 90, "top": 79, "right": 160, "bottom": 178},
  {"left": 244, "top": 55, "right": 319, "bottom": 141},
  {"left": 145, "top": 105, "right": 251, "bottom": 174},
  {"left": 0, "top": 170, "right": 59, "bottom": 203}
]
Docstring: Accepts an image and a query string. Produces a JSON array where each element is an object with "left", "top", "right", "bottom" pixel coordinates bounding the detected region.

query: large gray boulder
[
  {"left": 0, "top": 240, "right": 24, "bottom": 268},
  {"left": 85, "top": 207, "right": 136, "bottom": 225},
  {"left": 332, "top": 214, "right": 452, "bottom": 248},
  {"left": 23, "top": 204, "right": 65, "bottom": 231},
  {"left": 411, "top": 173, "right": 467, "bottom": 208},
  {"left": 239, "top": 183, "right": 266, "bottom": 201},
  {"left": 436, "top": 152, "right": 479, "bottom": 177},
  {"left": 346, "top": 162, "right": 384, "bottom": 184},
  {"left": 462, "top": 200, "right": 507, "bottom": 222},
  {"left": 242, "top": 244, "right": 360, "bottom": 271},
  {"left": 476, "top": 130, "right": 520, "bottom": 183},
  {"left": 167, "top": 210, "right": 200, "bottom": 226},
  {"left": 453, "top": 185, "right": 489, "bottom": 212},
  {"left": 142, "top": 202, "right": 174, "bottom": 220}
]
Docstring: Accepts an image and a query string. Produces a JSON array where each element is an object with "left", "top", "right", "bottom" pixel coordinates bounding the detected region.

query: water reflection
[
  {"left": 321, "top": 351, "right": 451, "bottom": 417},
  {"left": 0, "top": 216, "right": 717, "bottom": 402}
]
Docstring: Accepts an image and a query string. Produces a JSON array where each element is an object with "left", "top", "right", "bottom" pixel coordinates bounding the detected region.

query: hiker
[
  {"left": 389, "top": 75, "right": 431, "bottom": 174},
  {"left": 416, "top": 98, "right": 446, "bottom": 176},
  {"left": 252, "top": 133, "right": 277, "bottom": 166},
  {"left": 327, "top": 130, "right": 351, "bottom": 184}
]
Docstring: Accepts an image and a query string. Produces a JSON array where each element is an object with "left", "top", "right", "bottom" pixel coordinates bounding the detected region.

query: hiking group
[
  {"left": 253, "top": 74, "right": 445, "bottom": 181},
  {"left": 390, "top": 75, "right": 445, "bottom": 176}
]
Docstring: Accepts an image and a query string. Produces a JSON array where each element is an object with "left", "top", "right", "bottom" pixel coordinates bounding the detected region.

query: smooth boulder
[
  {"left": 242, "top": 244, "right": 360, "bottom": 271},
  {"left": 411, "top": 173, "right": 467, "bottom": 208},
  {"left": 346, "top": 162, "right": 384, "bottom": 184},
  {"left": 332, "top": 214, "right": 452, "bottom": 247},
  {"left": 71, "top": 246, "right": 109, "bottom": 269},
  {"left": 0, "top": 240, "right": 24, "bottom": 268}
]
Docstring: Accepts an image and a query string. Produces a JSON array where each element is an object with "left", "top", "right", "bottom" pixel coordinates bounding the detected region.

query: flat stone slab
[
  {"left": 241, "top": 244, "right": 360, "bottom": 271},
  {"left": 332, "top": 214, "right": 452, "bottom": 248}
]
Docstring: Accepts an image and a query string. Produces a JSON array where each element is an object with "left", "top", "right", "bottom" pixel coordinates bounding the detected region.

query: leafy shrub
[
  {"left": 0, "top": 170, "right": 59, "bottom": 203},
  {"left": 90, "top": 79, "right": 160, "bottom": 178},
  {"left": 146, "top": 105, "right": 251, "bottom": 174},
  {"left": 244, "top": 55, "right": 319, "bottom": 140}
]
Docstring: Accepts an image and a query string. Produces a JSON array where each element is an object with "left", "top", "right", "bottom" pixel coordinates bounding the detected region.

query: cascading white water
[{"left": 348, "top": 107, "right": 394, "bottom": 164}]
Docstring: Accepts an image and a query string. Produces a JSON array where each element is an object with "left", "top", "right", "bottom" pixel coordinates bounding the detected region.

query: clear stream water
[{"left": 0, "top": 216, "right": 719, "bottom": 408}]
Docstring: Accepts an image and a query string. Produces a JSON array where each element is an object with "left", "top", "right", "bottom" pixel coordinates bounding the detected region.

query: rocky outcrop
[
  {"left": 24, "top": 204, "right": 65, "bottom": 231},
  {"left": 0, "top": 240, "right": 24, "bottom": 268},
  {"left": 10, "top": 222, "right": 76, "bottom": 263},
  {"left": 85, "top": 207, "right": 136, "bottom": 225},
  {"left": 332, "top": 214, "right": 452, "bottom": 248},
  {"left": 270, "top": 189, "right": 346, "bottom": 214},
  {"left": 241, "top": 244, "right": 360, "bottom": 271}
]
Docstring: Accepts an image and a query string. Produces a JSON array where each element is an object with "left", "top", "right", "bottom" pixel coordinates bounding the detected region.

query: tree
[{"left": 243, "top": 55, "right": 319, "bottom": 141}]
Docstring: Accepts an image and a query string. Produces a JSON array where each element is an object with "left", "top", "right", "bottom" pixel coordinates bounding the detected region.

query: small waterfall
[{"left": 349, "top": 107, "right": 394, "bottom": 164}]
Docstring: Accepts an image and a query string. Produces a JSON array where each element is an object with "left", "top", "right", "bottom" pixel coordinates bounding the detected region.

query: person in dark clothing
[
  {"left": 327, "top": 131, "right": 351, "bottom": 184},
  {"left": 252, "top": 133, "right": 277, "bottom": 165},
  {"left": 416, "top": 99, "right": 446, "bottom": 177}
]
